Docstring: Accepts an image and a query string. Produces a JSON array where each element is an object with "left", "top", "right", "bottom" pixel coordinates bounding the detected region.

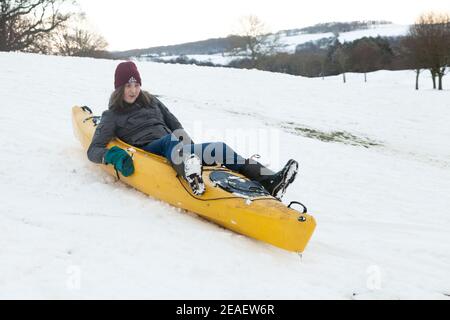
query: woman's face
[{"left": 123, "top": 82, "right": 141, "bottom": 104}]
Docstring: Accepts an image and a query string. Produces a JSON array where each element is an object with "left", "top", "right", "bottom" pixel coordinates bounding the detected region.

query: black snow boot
[
  {"left": 239, "top": 159, "right": 299, "bottom": 199},
  {"left": 171, "top": 154, "right": 205, "bottom": 196}
]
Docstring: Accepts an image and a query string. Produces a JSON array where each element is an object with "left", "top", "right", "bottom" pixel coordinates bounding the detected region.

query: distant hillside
[
  {"left": 112, "top": 20, "right": 398, "bottom": 59},
  {"left": 112, "top": 36, "right": 243, "bottom": 59},
  {"left": 292, "top": 20, "right": 392, "bottom": 35}
]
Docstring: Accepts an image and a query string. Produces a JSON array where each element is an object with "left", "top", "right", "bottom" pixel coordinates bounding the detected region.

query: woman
[{"left": 87, "top": 61, "right": 299, "bottom": 198}]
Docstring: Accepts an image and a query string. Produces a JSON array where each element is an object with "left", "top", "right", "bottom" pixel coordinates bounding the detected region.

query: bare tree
[
  {"left": 333, "top": 46, "right": 350, "bottom": 83},
  {"left": 351, "top": 39, "right": 381, "bottom": 82},
  {"left": 0, "top": 0, "right": 75, "bottom": 52},
  {"left": 317, "top": 51, "right": 327, "bottom": 80},
  {"left": 55, "top": 27, "right": 108, "bottom": 57},
  {"left": 409, "top": 12, "right": 450, "bottom": 90},
  {"left": 237, "top": 15, "right": 270, "bottom": 67},
  {"left": 401, "top": 35, "right": 428, "bottom": 90},
  {"left": 53, "top": 14, "right": 108, "bottom": 57}
]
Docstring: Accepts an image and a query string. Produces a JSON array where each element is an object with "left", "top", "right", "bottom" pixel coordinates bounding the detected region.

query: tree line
[
  {"left": 230, "top": 36, "right": 397, "bottom": 81},
  {"left": 230, "top": 13, "right": 450, "bottom": 90}
]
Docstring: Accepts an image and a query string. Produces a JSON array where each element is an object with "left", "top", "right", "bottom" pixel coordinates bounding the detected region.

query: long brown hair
[{"left": 108, "top": 87, "right": 155, "bottom": 112}]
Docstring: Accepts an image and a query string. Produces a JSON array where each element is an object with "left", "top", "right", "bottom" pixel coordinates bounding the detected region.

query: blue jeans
[{"left": 141, "top": 134, "right": 246, "bottom": 172}]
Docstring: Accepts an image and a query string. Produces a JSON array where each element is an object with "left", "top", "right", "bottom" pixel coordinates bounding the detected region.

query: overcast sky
[{"left": 77, "top": 0, "right": 450, "bottom": 51}]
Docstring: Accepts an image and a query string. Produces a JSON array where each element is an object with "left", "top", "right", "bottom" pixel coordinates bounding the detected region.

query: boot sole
[
  {"left": 185, "top": 155, "right": 206, "bottom": 196},
  {"left": 272, "top": 160, "right": 299, "bottom": 199}
]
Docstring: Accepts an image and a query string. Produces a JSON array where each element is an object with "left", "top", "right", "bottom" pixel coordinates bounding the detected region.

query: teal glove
[{"left": 104, "top": 146, "right": 135, "bottom": 177}]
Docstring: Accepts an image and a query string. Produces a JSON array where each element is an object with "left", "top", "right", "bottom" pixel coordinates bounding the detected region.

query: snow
[
  {"left": 277, "top": 24, "right": 409, "bottom": 52},
  {"left": 338, "top": 24, "right": 410, "bottom": 43},
  {"left": 1, "top": 52, "right": 450, "bottom": 299},
  {"left": 276, "top": 32, "right": 335, "bottom": 52}
]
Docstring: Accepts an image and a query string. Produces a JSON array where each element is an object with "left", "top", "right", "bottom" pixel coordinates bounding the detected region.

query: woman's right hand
[{"left": 104, "top": 146, "right": 135, "bottom": 177}]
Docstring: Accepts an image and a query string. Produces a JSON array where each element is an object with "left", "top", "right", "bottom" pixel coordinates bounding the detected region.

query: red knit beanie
[{"left": 114, "top": 61, "right": 142, "bottom": 89}]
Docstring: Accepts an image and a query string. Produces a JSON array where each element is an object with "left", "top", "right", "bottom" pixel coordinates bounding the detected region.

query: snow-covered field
[{"left": 0, "top": 52, "right": 449, "bottom": 300}]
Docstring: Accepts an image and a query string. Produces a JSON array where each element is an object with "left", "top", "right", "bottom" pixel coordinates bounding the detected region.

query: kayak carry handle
[
  {"left": 81, "top": 106, "right": 93, "bottom": 114},
  {"left": 288, "top": 201, "right": 308, "bottom": 214}
]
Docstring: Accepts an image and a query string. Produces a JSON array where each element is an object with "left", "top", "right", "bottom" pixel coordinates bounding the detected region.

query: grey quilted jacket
[{"left": 87, "top": 95, "right": 189, "bottom": 164}]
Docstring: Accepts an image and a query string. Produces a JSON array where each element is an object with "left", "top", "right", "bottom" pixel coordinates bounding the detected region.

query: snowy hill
[
  {"left": 137, "top": 23, "right": 409, "bottom": 65},
  {"left": 275, "top": 23, "right": 409, "bottom": 53},
  {"left": 1, "top": 52, "right": 450, "bottom": 299}
]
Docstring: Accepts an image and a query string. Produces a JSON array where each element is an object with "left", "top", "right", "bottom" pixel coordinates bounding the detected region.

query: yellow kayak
[{"left": 72, "top": 106, "right": 316, "bottom": 253}]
